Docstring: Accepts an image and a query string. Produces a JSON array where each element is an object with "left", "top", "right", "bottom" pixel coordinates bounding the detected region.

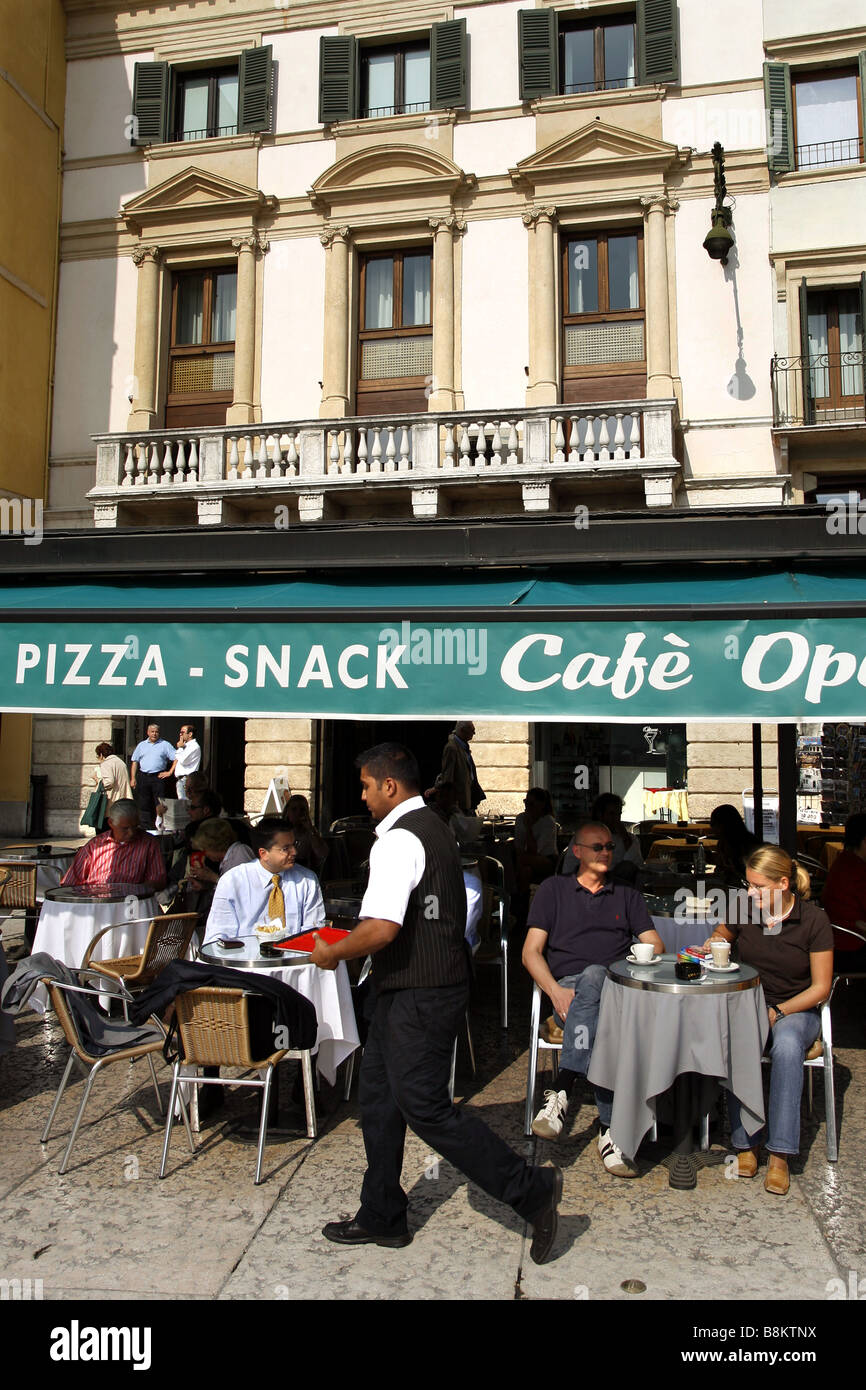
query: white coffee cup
[
  {"left": 631, "top": 942, "right": 655, "bottom": 963},
  {"left": 710, "top": 939, "right": 731, "bottom": 967}
]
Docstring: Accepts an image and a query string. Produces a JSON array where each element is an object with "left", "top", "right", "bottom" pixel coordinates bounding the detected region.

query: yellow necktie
[{"left": 268, "top": 874, "right": 286, "bottom": 928}]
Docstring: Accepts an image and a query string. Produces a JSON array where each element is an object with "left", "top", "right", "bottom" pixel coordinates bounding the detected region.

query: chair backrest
[
  {"left": 174, "top": 987, "right": 283, "bottom": 1068},
  {"left": 0, "top": 861, "right": 37, "bottom": 908},
  {"left": 137, "top": 913, "right": 199, "bottom": 982}
]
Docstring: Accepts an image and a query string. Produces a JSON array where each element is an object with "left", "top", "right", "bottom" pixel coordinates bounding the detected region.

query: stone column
[
  {"left": 523, "top": 207, "right": 558, "bottom": 407},
  {"left": 127, "top": 245, "right": 161, "bottom": 430},
  {"left": 227, "top": 233, "right": 266, "bottom": 426},
  {"left": 319, "top": 226, "right": 351, "bottom": 418},
  {"left": 641, "top": 194, "right": 677, "bottom": 399},
  {"left": 427, "top": 215, "right": 461, "bottom": 411}
]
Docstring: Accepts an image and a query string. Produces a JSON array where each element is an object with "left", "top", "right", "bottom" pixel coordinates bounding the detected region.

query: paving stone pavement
[{"left": 1, "top": 911, "right": 864, "bottom": 1307}]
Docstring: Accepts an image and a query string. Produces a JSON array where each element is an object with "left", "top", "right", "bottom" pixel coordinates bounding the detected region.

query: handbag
[{"left": 80, "top": 788, "right": 108, "bottom": 832}]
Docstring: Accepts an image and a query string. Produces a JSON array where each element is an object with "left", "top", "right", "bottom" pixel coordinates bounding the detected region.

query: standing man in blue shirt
[{"left": 130, "top": 722, "right": 178, "bottom": 830}]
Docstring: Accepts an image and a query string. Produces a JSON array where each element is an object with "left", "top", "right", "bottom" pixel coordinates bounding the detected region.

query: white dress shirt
[
  {"left": 359, "top": 795, "right": 427, "bottom": 926},
  {"left": 204, "top": 859, "right": 324, "bottom": 944},
  {"left": 174, "top": 738, "right": 201, "bottom": 777}
]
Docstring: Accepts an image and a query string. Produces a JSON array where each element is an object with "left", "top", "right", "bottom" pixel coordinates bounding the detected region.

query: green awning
[{"left": 1, "top": 565, "right": 865, "bottom": 719}]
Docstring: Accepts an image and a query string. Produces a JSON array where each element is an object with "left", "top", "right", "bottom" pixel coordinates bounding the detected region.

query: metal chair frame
[
  {"left": 41, "top": 972, "right": 188, "bottom": 1174},
  {"left": 159, "top": 986, "right": 316, "bottom": 1185},
  {"left": 82, "top": 912, "right": 199, "bottom": 991}
]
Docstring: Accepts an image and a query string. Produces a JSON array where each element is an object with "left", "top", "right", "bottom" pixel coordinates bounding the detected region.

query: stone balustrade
[{"left": 90, "top": 399, "right": 680, "bottom": 526}]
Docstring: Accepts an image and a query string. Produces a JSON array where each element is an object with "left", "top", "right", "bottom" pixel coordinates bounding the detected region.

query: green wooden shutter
[
  {"left": 431, "top": 18, "right": 467, "bottom": 110},
  {"left": 518, "top": 8, "right": 557, "bottom": 101},
  {"left": 131, "top": 62, "right": 169, "bottom": 146},
  {"left": 637, "top": 0, "right": 679, "bottom": 85},
  {"left": 319, "top": 35, "right": 359, "bottom": 123},
  {"left": 238, "top": 45, "right": 273, "bottom": 133},
  {"left": 763, "top": 61, "right": 794, "bottom": 174},
  {"left": 799, "top": 280, "right": 814, "bottom": 426}
]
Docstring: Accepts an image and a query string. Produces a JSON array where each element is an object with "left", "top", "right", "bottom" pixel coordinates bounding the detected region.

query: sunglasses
[{"left": 576, "top": 841, "right": 615, "bottom": 853}]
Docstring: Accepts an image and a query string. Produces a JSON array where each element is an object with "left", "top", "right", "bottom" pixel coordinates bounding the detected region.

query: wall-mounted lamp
[{"left": 703, "top": 141, "right": 734, "bottom": 266}]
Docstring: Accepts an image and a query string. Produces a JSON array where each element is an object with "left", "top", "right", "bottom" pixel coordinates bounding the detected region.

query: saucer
[
  {"left": 626, "top": 953, "right": 662, "bottom": 966},
  {"left": 706, "top": 961, "right": 738, "bottom": 973}
]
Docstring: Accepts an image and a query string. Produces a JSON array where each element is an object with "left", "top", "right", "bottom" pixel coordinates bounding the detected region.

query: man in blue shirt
[
  {"left": 204, "top": 818, "right": 324, "bottom": 945},
  {"left": 522, "top": 821, "right": 664, "bottom": 1174},
  {"left": 130, "top": 722, "right": 178, "bottom": 829}
]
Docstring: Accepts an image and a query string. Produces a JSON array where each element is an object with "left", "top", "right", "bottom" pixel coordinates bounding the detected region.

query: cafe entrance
[
  {"left": 532, "top": 721, "right": 688, "bottom": 831},
  {"left": 319, "top": 718, "right": 455, "bottom": 828}
]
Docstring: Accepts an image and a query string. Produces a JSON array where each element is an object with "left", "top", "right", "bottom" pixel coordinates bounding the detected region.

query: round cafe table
[
  {"left": 32, "top": 883, "right": 160, "bottom": 975},
  {"left": 198, "top": 937, "right": 359, "bottom": 1086},
  {"left": 0, "top": 846, "right": 80, "bottom": 901},
  {"left": 588, "top": 955, "right": 768, "bottom": 1189}
]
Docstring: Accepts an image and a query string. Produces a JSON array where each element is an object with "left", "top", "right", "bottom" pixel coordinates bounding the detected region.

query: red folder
[{"left": 273, "top": 926, "right": 351, "bottom": 952}]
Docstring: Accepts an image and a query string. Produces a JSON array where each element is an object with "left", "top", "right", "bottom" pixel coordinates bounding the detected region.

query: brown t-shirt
[{"left": 727, "top": 897, "right": 833, "bottom": 1007}]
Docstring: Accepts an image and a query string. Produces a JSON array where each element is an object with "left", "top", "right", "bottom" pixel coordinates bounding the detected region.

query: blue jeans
[
  {"left": 555, "top": 965, "right": 614, "bottom": 1129},
  {"left": 727, "top": 1008, "right": 821, "bottom": 1156}
]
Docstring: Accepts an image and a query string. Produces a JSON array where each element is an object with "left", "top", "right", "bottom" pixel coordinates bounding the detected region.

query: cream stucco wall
[
  {"left": 763, "top": 0, "right": 864, "bottom": 40},
  {"left": 64, "top": 52, "right": 149, "bottom": 160},
  {"left": 265, "top": 26, "right": 335, "bottom": 138},
  {"left": 258, "top": 140, "right": 335, "bottom": 202},
  {"left": 51, "top": 256, "right": 138, "bottom": 458},
  {"left": 680, "top": 0, "right": 765, "bottom": 85},
  {"left": 453, "top": 114, "right": 534, "bottom": 178},
  {"left": 260, "top": 236, "right": 326, "bottom": 421},
  {"left": 461, "top": 217, "right": 528, "bottom": 410},
  {"left": 770, "top": 177, "right": 866, "bottom": 255},
  {"left": 456, "top": 1, "right": 522, "bottom": 112},
  {"left": 675, "top": 195, "right": 774, "bottom": 427},
  {"left": 662, "top": 90, "right": 768, "bottom": 158},
  {"left": 62, "top": 163, "right": 147, "bottom": 224}
]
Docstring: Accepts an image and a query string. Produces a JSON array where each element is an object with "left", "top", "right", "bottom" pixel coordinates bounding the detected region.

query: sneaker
[
  {"left": 597, "top": 1128, "right": 639, "bottom": 1178},
  {"left": 532, "top": 1089, "right": 568, "bottom": 1140}
]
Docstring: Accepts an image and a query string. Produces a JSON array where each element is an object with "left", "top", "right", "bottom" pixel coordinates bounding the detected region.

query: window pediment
[
  {"left": 309, "top": 144, "right": 475, "bottom": 218},
  {"left": 511, "top": 120, "right": 687, "bottom": 196},
  {"left": 123, "top": 167, "right": 277, "bottom": 236}
]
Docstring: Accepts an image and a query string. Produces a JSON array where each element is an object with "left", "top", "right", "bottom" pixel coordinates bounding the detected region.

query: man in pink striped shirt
[{"left": 62, "top": 799, "right": 166, "bottom": 889}]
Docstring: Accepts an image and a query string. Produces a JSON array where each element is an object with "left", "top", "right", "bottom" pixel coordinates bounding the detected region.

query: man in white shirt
[
  {"left": 169, "top": 724, "right": 202, "bottom": 800},
  {"left": 204, "top": 818, "right": 324, "bottom": 945}
]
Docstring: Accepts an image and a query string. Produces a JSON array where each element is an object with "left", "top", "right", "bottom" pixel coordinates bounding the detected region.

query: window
[
  {"left": 166, "top": 267, "right": 237, "bottom": 427},
  {"left": 318, "top": 21, "right": 466, "bottom": 124},
  {"left": 559, "top": 15, "right": 636, "bottom": 96},
  {"left": 793, "top": 70, "right": 863, "bottom": 170},
  {"left": 562, "top": 230, "right": 646, "bottom": 404},
  {"left": 356, "top": 249, "right": 432, "bottom": 413},
  {"left": 802, "top": 285, "right": 864, "bottom": 423},
  {"left": 764, "top": 56, "right": 866, "bottom": 175},
  {"left": 518, "top": 1, "right": 678, "bottom": 101},
  {"left": 361, "top": 42, "right": 430, "bottom": 119},
  {"left": 172, "top": 67, "right": 239, "bottom": 142},
  {"left": 131, "top": 48, "right": 272, "bottom": 146}
]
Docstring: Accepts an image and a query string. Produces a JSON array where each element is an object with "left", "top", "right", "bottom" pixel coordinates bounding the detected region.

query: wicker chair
[
  {"left": 41, "top": 974, "right": 183, "bottom": 1174},
  {"left": 0, "top": 860, "right": 39, "bottom": 946},
  {"left": 159, "top": 986, "right": 316, "bottom": 1184},
  {"left": 81, "top": 912, "right": 198, "bottom": 994}
]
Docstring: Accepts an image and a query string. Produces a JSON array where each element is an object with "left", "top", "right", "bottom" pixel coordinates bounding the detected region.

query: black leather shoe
[
  {"left": 528, "top": 1165, "right": 563, "bottom": 1265},
  {"left": 322, "top": 1218, "right": 413, "bottom": 1249}
]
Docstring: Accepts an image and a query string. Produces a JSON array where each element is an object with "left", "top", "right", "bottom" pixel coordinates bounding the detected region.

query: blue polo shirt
[
  {"left": 131, "top": 738, "right": 177, "bottom": 773},
  {"left": 530, "top": 875, "right": 654, "bottom": 979}
]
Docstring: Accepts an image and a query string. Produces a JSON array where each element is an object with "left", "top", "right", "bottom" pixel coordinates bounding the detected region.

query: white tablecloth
[
  {"left": 203, "top": 940, "right": 359, "bottom": 1085},
  {"left": 29, "top": 897, "right": 159, "bottom": 1013}
]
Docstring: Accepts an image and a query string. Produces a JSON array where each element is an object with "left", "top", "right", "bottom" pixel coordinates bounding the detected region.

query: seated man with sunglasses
[{"left": 522, "top": 821, "right": 664, "bottom": 1175}]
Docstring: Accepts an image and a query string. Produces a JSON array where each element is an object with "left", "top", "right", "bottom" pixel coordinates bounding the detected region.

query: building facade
[{"left": 18, "top": 0, "right": 866, "bottom": 834}]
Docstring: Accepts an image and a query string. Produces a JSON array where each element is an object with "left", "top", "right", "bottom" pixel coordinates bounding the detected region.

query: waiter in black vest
[{"left": 311, "top": 742, "right": 562, "bottom": 1264}]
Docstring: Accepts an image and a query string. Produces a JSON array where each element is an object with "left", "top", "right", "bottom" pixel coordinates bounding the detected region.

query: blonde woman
[
  {"left": 188, "top": 817, "right": 255, "bottom": 887},
  {"left": 705, "top": 845, "right": 833, "bottom": 1195}
]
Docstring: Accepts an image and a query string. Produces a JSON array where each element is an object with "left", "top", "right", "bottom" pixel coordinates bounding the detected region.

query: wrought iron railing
[
  {"left": 795, "top": 137, "right": 862, "bottom": 171},
  {"left": 771, "top": 352, "right": 866, "bottom": 427},
  {"left": 169, "top": 124, "right": 240, "bottom": 142}
]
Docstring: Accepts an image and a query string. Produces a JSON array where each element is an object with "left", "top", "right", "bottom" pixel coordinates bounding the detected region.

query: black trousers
[
  {"left": 134, "top": 771, "right": 166, "bottom": 829},
  {"left": 358, "top": 983, "right": 552, "bottom": 1235}
]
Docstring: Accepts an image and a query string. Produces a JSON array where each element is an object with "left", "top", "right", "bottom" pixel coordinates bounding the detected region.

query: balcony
[
  {"left": 89, "top": 400, "right": 681, "bottom": 528},
  {"left": 771, "top": 353, "right": 865, "bottom": 428}
]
